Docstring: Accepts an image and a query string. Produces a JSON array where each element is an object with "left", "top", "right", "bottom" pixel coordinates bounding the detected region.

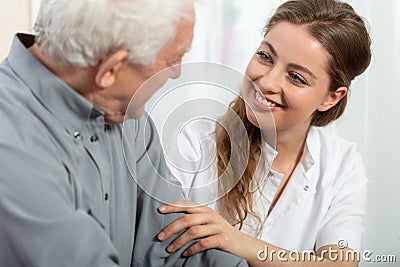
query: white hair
[{"left": 34, "top": 0, "right": 194, "bottom": 67}]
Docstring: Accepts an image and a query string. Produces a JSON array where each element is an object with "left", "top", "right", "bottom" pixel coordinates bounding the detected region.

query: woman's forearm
[{"left": 233, "top": 233, "right": 357, "bottom": 267}]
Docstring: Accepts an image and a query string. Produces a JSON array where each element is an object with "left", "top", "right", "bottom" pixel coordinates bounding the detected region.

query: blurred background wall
[{"left": 0, "top": 0, "right": 31, "bottom": 59}]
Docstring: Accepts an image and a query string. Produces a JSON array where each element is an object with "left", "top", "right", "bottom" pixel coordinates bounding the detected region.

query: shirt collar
[
  {"left": 300, "top": 126, "right": 319, "bottom": 178},
  {"left": 7, "top": 33, "right": 104, "bottom": 131},
  {"left": 262, "top": 140, "right": 279, "bottom": 167}
]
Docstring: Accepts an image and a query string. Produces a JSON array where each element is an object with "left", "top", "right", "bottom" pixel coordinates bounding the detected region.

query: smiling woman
[{"left": 161, "top": 0, "right": 374, "bottom": 266}]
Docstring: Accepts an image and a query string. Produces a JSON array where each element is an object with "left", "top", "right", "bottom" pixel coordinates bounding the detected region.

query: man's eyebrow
[
  {"left": 185, "top": 45, "right": 192, "bottom": 53},
  {"left": 181, "top": 46, "right": 192, "bottom": 57},
  {"left": 261, "top": 41, "right": 317, "bottom": 79},
  {"left": 176, "top": 45, "right": 191, "bottom": 59}
]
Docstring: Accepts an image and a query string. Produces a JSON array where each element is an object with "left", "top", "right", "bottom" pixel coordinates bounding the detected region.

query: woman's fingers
[
  {"left": 182, "top": 236, "right": 224, "bottom": 257},
  {"left": 158, "top": 200, "right": 212, "bottom": 214},
  {"left": 157, "top": 201, "right": 237, "bottom": 256},
  {"left": 158, "top": 212, "right": 211, "bottom": 241},
  {"left": 166, "top": 223, "right": 222, "bottom": 253}
]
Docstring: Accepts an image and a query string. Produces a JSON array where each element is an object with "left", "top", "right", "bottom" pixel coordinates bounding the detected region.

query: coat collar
[{"left": 8, "top": 34, "right": 104, "bottom": 133}]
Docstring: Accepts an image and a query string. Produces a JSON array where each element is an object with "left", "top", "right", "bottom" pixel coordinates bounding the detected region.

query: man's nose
[{"left": 169, "top": 64, "right": 182, "bottom": 79}]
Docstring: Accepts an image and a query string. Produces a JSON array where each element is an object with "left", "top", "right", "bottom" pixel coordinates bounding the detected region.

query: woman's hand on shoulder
[{"left": 157, "top": 200, "right": 245, "bottom": 257}]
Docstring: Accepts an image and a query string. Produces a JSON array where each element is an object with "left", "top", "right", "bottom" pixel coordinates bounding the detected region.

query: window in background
[{"left": 185, "top": 0, "right": 286, "bottom": 74}]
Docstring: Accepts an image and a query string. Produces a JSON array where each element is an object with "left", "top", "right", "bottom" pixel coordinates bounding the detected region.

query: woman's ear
[
  {"left": 95, "top": 50, "right": 129, "bottom": 88},
  {"left": 317, "top": 86, "right": 348, "bottom": 112}
]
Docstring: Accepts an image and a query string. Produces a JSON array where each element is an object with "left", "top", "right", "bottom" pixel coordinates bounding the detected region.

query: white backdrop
[{"left": 28, "top": 0, "right": 400, "bottom": 265}]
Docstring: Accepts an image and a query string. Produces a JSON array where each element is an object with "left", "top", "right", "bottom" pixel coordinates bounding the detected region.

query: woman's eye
[
  {"left": 289, "top": 72, "right": 307, "bottom": 85},
  {"left": 256, "top": 51, "right": 271, "bottom": 63}
]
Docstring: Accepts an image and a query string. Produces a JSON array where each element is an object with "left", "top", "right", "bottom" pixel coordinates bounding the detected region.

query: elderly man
[{"left": 0, "top": 0, "right": 246, "bottom": 266}]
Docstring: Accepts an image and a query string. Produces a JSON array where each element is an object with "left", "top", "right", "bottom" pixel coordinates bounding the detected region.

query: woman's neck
[{"left": 271, "top": 125, "right": 310, "bottom": 175}]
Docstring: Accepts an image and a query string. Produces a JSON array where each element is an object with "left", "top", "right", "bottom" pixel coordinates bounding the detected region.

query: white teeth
[{"left": 255, "top": 91, "right": 276, "bottom": 107}]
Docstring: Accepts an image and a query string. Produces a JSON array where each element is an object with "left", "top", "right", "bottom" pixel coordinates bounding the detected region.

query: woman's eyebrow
[
  {"left": 288, "top": 63, "right": 317, "bottom": 79},
  {"left": 261, "top": 41, "right": 277, "bottom": 57}
]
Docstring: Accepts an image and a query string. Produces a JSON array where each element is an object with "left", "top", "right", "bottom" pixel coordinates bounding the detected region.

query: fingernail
[
  {"left": 167, "top": 244, "right": 174, "bottom": 252},
  {"left": 158, "top": 206, "right": 166, "bottom": 211},
  {"left": 182, "top": 250, "right": 189, "bottom": 257},
  {"left": 158, "top": 232, "right": 165, "bottom": 240}
]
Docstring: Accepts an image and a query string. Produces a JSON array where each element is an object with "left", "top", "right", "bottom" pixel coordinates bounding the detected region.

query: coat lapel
[{"left": 266, "top": 127, "right": 320, "bottom": 227}]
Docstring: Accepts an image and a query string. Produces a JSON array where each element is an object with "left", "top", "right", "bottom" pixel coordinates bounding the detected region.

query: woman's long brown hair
[{"left": 216, "top": 0, "right": 371, "bottom": 230}]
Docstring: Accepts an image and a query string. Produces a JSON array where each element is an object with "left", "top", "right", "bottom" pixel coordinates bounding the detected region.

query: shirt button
[
  {"left": 90, "top": 135, "right": 99, "bottom": 142},
  {"left": 73, "top": 131, "right": 81, "bottom": 139},
  {"left": 303, "top": 185, "right": 310, "bottom": 191},
  {"left": 105, "top": 193, "right": 109, "bottom": 201}
]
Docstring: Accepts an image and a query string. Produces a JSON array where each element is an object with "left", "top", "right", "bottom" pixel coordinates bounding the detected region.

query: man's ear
[
  {"left": 317, "top": 86, "right": 348, "bottom": 112},
  {"left": 95, "top": 50, "right": 129, "bottom": 88}
]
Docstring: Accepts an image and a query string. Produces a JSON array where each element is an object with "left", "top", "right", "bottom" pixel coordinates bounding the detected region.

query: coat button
[
  {"left": 90, "top": 135, "right": 99, "bottom": 142},
  {"left": 73, "top": 131, "right": 81, "bottom": 139}
]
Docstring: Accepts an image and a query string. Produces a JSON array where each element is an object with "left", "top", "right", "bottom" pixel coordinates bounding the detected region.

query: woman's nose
[{"left": 258, "top": 67, "right": 283, "bottom": 94}]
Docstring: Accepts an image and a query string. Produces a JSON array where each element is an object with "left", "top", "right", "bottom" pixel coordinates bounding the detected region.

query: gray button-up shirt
[{"left": 0, "top": 34, "right": 247, "bottom": 267}]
